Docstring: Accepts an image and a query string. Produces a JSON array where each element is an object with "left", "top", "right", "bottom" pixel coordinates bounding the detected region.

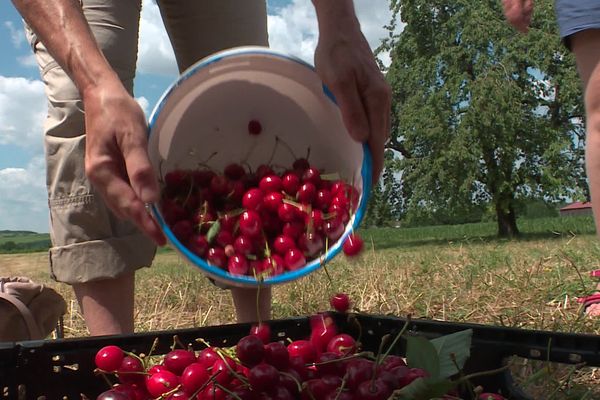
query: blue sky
[{"left": 0, "top": 0, "right": 393, "bottom": 232}]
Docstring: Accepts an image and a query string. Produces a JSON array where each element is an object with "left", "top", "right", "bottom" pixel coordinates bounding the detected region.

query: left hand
[{"left": 314, "top": 23, "right": 392, "bottom": 183}]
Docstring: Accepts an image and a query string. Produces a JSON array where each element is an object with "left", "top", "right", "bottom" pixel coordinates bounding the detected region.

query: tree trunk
[{"left": 496, "top": 202, "right": 519, "bottom": 238}]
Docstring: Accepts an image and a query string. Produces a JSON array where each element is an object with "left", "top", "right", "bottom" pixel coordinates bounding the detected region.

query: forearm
[
  {"left": 11, "top": 0, "right": 119, "bottom": 98},
  {"left": 586, "top": 130, "right": 600, "bottom": 234},
  {"left": 311, "top": 0, "right": 361, "bottom": 34}
]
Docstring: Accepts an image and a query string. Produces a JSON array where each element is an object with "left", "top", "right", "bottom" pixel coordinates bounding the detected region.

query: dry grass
[{"left": 3, "top": 231, "right": 600, "bottom": 398}]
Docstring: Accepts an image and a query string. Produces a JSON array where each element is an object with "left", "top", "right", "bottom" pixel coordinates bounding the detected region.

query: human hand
[
  {"left": 502, "top": 0, "right": 534, "bottom": 33},
  {"left": 82, "top": 77, "right": 166, "bottom": 246},
  {"left": 313, "top": 22, "right": 391, "bottom": 183}
]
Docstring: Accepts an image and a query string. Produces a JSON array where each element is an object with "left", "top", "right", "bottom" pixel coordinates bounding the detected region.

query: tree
[{"left": 382, "top": 0, "right": 585, "bottom": 237}]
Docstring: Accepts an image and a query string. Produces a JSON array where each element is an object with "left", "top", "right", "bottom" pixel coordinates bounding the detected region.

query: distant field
[{"left": 0, "top": 231, "right": 50, "bottom": 253}]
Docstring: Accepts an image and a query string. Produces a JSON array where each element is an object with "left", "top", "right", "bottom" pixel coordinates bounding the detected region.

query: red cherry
[
  {"left": 146, "top": 370, "right": 180, "bottom": 398},
  {"left": 210, "top": 174, "right": 230, "bottom": 196},
  {"left": 165, "top": 391, "right": 189, "bottom": 399},
  {"left": 239, "top": 210, "right": 263, "bottom": 237},
  {"left": 356, "top": 378, "right": 392, "bottom": 400},
  {"left": 215, "top": 230, "right": 234, "bottom": 248},
  {"left": 96, "top": 390, "right": 130, "bottom": 400},
  {"left": 188, "top": 234, "right": 209, "bottom": 258},
  {"left": 255, "top": 164, "right": 274, "bottom": 179},
  {"left": 263, "top": 191, "right": 284, "bottom": 212},
  {"left": 284, "top": 248, "right": 306, "bottom": 271},
  {"left": 342, "top": 233, "right": 363, "bottom": 257},
  {"left": 259, "top": 174, "right": 283, "bottom": 193},
  {"left": 282, "top": 173, "right": 300, "bottom": 196},
  {"left": 248, "top": 363, "right": 280, "bottom": 392},
  {"left": 306, "top": 209, "right": 325, "bottom": 232},
  {"left": 95, "top": 345, "right": 124, "bottom": 372},
  {"left": 163, "top": 349, "right": 197, "bottom": 376},
  {"left": 262, "top": 255, "right": 285, "bottom": 276},
  {"left": 236, "top": 335, "right": 265, "bottom": 367},
  {"left": 315, "top": 352, "right": 343, "bottom": 377},
  {"left": 330, "top": 293, "right": 350, "bottom": 313},
  {"left": 345, "top": 358, "right": 374, "bottom": 390},
  {"left": 283, "top": 221, "right": 304, "bottom": 240},
  {"left": 302, "top": 167, "right": 322, "bottom": 186},
  {"left": 207, "top": 247, "right": 227, "bottom": 268},
  {"left": 273, "top": 234, "right": 295, "bottom": 255},
  {"left": 315, "top": 189, "right": 332, "bottom": 210},
  {"left": 293, "top": 158, "right": 310, "bottom": 171},
  {"left": 219, "top": 213, "right": 238, "bottom": 232},
  {"left": 201, "top": 383, "right": 226, "bottom": 400},
  {"left": 197, "top": 347, "right": 220, "bottom": 368},
  {"left": 287, "top": 340, "right": 317, "bottom": 364},
  {"left": 326, "top": 333, "right": 356, "bottom": 356},
  {"left": 263, "top": 342, "right": 290, "bottom": 370},
  {"left": 224, "top": 163, "right": 246, "bottom": 180},
  {"left": 298, "top": 232, "right": 324, "bottom": 258},
  {"left": 211, "top": 357, "right": 237, "bottom": 385},
  {"left": 324, "top": 216, "right": 344, "bottom": 241},
  {"left": 296, "top": 182, "right": 316, "bottom": 204},
  {"left": 277, "top": 202, "right": 300, "bottom": 223},
  {"left": 228, "top": 254, "right": 249, "bottom": 275},
  {"left": 233, "top": 235, "right": 254, "bottom": 256},
  {"left": 242, "top": 188, "right": 264, "bottom": 211},
  {"left": 171, "top": 219, "right": 193, "bottom": 243},
  {"left": 248, "top": 119, "right": 262, "bottom": 135},
  {"left": 250, "top": 323, "right": 271, "bottom": 344},
  {"left": 117, "top": 355, "right": 145, "bottom": 385},
  {"left": 180, "top": 363, "right": 209, "bottom": 395}
]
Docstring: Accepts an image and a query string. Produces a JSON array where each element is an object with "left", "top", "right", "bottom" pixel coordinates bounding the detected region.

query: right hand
[
  {"left": 502, "top": 0, "right": 534, "bottom": 33},
  {"left": 83, "top": 76, "right": 166, "bottom": 246}
]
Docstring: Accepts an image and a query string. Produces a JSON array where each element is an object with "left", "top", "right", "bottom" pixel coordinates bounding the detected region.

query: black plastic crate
[{"left": 1, "top": 313, "right": 599, "bottom": 400}]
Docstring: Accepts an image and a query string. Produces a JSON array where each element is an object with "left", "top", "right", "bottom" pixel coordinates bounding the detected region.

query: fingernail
[{"left": 140, "top": 186, "right": 159, "bottom": 203}]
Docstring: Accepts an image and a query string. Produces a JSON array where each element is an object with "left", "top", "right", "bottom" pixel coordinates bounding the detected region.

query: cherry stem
[
  {"left": 280, "top": 371, "right": 303, "bottom": 394},
  {"left": 333, "top": 378, "right": 347, "bottom": 400},
  {"left": 96, "top": 370, "right": 113, "bottom": 388},
  {"left": 275, "top": 135, "right": 298, "bottom": 160},
  {"left": 146, "top": 337, "right": 160, "bottom": 359},
  {"left": 267, "top": 137, "right": 279, "bottom": 165},
  {"left": 158, "top": 384, "right": 183, "bottom": 400},
  {"left": 380, "top": 315, "right": 411, "bottom": 362},
  {"left": 371, "top": 334, "right": 391, "bottom": 387},
  {"left": 349, "top": 314, "right": 364, "bottom": 350},
  {"left": 172, "top": 334, "right": 187, "bottom": 351},
  {"left": 215, "top": 383, "right": 243, "bottom": 400},
  {"left": 311, "top": 351, "right": 374, "bottom": 367}
]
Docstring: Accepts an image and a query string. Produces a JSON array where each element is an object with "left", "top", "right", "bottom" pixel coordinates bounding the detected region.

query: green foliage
[
  {"left": 0, "top": 231, "right": 51, "bottom": 253},
  {"left": 383, "top": 0, "right": 585, "bottom": 237}
]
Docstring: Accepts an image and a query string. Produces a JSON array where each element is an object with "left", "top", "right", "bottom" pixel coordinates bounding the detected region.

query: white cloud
[
  {"left": 136, "top": 96, "right": 150, "bottom": 115},
  {"left": 137, "top": 0, "right": 178, "bottom": 76},
  {"left": 4, "top": 20, "right": 25, "bottom": 48},
  {"left": 17, "top": 53, "right": 38, "bottom": 68},
  {"left": 0, "top": 156, "right": 48, "bottom": 232},
  {"left": 0, "top": 76, "right": 46, "bottom": 151}
]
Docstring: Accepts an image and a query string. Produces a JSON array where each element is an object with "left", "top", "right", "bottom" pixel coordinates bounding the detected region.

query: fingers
[
  {"left": 121, "top": 134, "right": 161, "bottom": 204},
  {"left": 327, "top": 73, "right": 370, "bottom": 142},
  {"left": 364, "top": 80, "right": 392, "bottom": 182},
  {"left": 87, "top": 159, "right": 166, "bottom": 246},
  {"left": 502, "top": 0, "right": 532, "bottom": 33}
]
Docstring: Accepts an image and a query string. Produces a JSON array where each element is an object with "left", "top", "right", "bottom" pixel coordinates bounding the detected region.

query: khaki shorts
[{"left": 26, "top": 0, "right": 268, "bottom": 284}]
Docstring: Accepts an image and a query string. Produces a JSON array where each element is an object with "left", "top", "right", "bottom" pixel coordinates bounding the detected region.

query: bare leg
[
  {"left": 72, "top": 272, "right": 135, "bottom": 335},
  {"left": 571, "top": 29, "right": 600, "bottom": 317},
  {"left": 231, "top": 286, "right": 272, "bottom": 323}
]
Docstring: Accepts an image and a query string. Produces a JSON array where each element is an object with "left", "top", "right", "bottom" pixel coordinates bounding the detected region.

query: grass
[{"left": 2, "top": 216, "right": 600, "bottom": 398}]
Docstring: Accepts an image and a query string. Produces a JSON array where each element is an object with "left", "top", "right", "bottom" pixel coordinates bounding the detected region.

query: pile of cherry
[
  {"left": 159, "top": 156, "right": 364, "bottom": 278},
  {"left": 94, "top": 314, "right": 423, "bottom": 400}
]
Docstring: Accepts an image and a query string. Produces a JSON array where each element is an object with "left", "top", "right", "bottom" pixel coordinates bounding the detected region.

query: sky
[{"left": 0, "top": 0, "right": 396, "bottom": 233}]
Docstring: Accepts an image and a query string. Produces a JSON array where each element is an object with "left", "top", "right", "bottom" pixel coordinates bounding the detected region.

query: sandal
[{"left": 576, "top": 293, "right": 600, "bottom": 314}]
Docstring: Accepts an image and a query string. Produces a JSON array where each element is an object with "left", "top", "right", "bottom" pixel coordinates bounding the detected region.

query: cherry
[
  {"left": 146, "top": 370, "right": 180, "bottom": 398},
  {"left": 228, "top": 254, "right": 249, "bottom": 275},
  {"left": 225, "top": 386, "right": 255, "bottom": 400},
  {"left": 259, "top": 175, "right": 283, "bottom": 193},
  {"left": 315, "top": 352, "right": 343, "bottom": 377},
  {"left": 201, "top": 383, "right": 226, "bottom": 400},
  {"left": 302, "top": 167, "right": 322, "bottom": 186},
  {"left": 188, "top": 234, "right": 209, "bottom": 258},
  {"left": 298, "top": 232, "right": 324, "bottom": 258},
  {"left": 207, "top": 247, "right": 227, "bottom": 268},
  {"left": 231, "top": 236, "right": 252, "bottom": 257},
  {"left": 273, "top": 234, "right": 295, "bottom": 255},
  {"left": 181, "top": 363, "right": 210, "bottom": 395},
  {"left": 356, "top": 378, "right": 392, "bottom": 400},
  {"left": 215, "top": 230, "right": 234, "bottom": 247},
  {"left": 324, "top": 390, "right": 355, "bottom": 400},
  {"left": 250, "top": 323, "right": 271, "bottom": 344},
  {"left": 263, "top": 341, "right": 290, "bottom": 370},
  {"left": 239, "top": 210, "right": 263, "bottom": 237},
  {"left": 326, "top": 334, "right": 356, "bottom": 356},
  {"left": 293, "top": 158, "right": 310, "bottom": 171},
  {"left": 302, "top": 378, "right": 331, "bottom": 400},
  {"left": 262, "top": 255, "right": 285, "bottom": 276},
  {"left": 117, "top": 356, "right": 145, "bottom": 385},
  {"left": 342, "top": 233, "right": 363, "bottom": 257},
  {"left": 165, "top": 391, "right": 190, "bottom": 399},
  {"left": 309, "top": 313, "right": 337, "bottom": 354},
  {"left": 248, "top": 363, "right": 280, "bottom": 392},
  {"left": 270, "top": 385, "right": 295, "bottom": 400},
  {"left": 111, "top": 384, "right": 140, "bottom": 400},
  {"left": 287, "top": 340, "right": 317, "bottom": 364},
  {"left": 296, "top": 182, "right": 316, "bottom": 204},
  {"left": 256, "top": 164, "right": 274, "bottom": 179},
  {"left": 95, "top": 345, "right": 124, "bottom": 372},
  {"left": 242, "top": 188, "right": 264, "bottom": 211},
  {"left": 163, "top": 349, "right": 197, "bottom": 376},
  {"left": 330, "top": 293, "right": 351, "bottom": 313},
  {"left": 211, "top": 357, "right": 236, "bottom": 386},
  {"left": 282, "top": 221, "right": 304, "bottom": 240},
  {"left": 377, "top": 370, "right": 401, "bottom": 392},
  {"left": 96, "top": 390, "right": 130, "bottom": 400},
  {"left": 284, "top": 248, "right": 306, "bottom": 271},
  {"left": 282, "top": 173, "right": 300, "bottom": 196},
  {"left": 263, "top": 191, "right": 284, "bottom": 212},
  {"left": 148, "top": 364, "right": 168, "bottom": 375},
  {"left": 306, "top": 209, "right": 324, "bottom": 232},
  {"left": 344, "top": 358, "right": 373, "bottom": 390},
  {"left": 197, "top": 347, "right": 220, "bottom": 368},
  {"left": 236, "top": 335, "right": 265, "bottom": 367},
  {"left": 248, "top": 119, "right": 262, "bottom": 135},
  {"left": 224, "top": 163, "right": 246, "bottom": 180},
  {"left": 172, "top": 219, "right": 194, "bottom": 243},
  {"left": 277, "top": 203, "right": 300, "bottom": 223},
  {"left": 380, "top": 355, "right": 406, "bottom": 371},
  {"left": 314, "top": 189, "right": 332, "bottom": 210},
  {"left": 210, "top": 174, "right": 230, "bottom": 196},
  {"left": 323, "top": 217, "right": 344, "bottom": 241}
]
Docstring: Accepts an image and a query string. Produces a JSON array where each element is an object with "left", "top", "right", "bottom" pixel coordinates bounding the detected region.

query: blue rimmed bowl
[{"left": 147, "top": 46, "right": 372, "bottom": 287}]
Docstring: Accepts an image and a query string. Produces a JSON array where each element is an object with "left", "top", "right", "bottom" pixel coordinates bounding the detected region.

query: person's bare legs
[
  {"left": 72, "top": 272, "right": 135, "bottom": 335},
  {"left": 231, "top": 286, "right": 272, "bottom": 323},
  {"left": 571, "top": 29, "right": 600, "bottom": 316}
]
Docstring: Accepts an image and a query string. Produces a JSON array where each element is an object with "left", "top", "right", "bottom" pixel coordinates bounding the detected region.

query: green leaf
[
  {"left": 406, "top": 336, "right": 440, "bottom": 378},
  {"left": 390, "top": 377, "right": 456, "bottom": 400},
  {"left": 430, "top": 329, "right": 472, "bottom": 379},
  {"left": 206, "top": 220, "right": 220, "bottom": 243}
]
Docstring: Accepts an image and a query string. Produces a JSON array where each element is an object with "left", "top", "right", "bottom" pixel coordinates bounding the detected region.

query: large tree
[{"left": 381, "top": 0, "right": 585, "bottom": 236}]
